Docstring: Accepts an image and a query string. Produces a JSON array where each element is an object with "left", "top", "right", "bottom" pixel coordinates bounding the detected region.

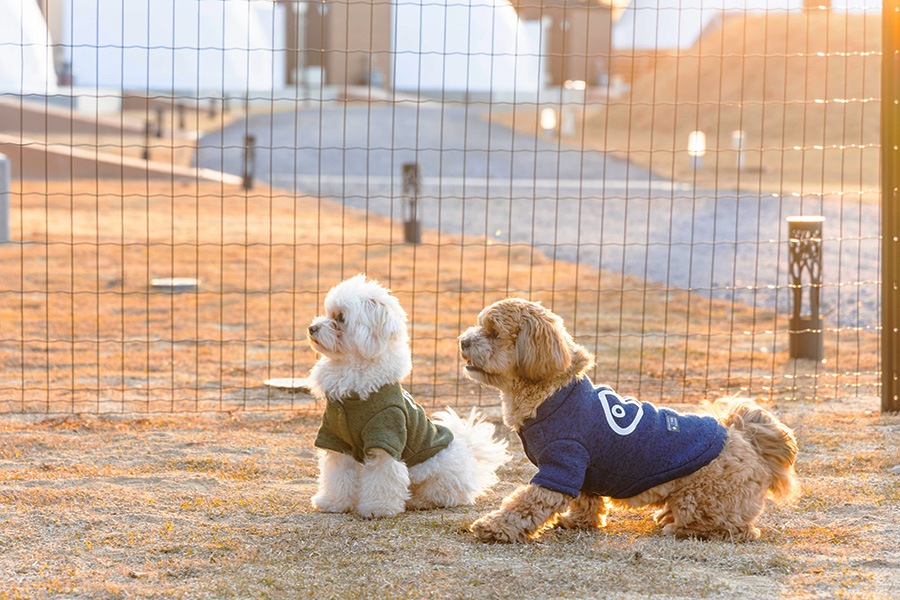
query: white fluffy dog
[{"left": 306, "top": 274, "right": 509, "bottom": 518}]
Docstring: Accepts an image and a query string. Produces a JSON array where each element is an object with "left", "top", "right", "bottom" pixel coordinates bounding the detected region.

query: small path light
[
  {"left": 242, "top": 134, "right": 257, "bottom": 191},
  {"left": 787, "top": 216, "right": 825, "bottom": 360},
  {"left": 142, "top": 120, "right": 152, "bottom": 161},
  {"left": 402, "top": 162, "right": 422, "bottom": 244},
  {"left": 540, "top": 107, "right": 557, "bottom": 134},
  {"left": 560, "top": 80, "right": 585, "bottom": 137},
  {"left": 688, "top": 131, "right": 706, "bottom": 170},
  {"left": 155, "top": 106, "right": 165, "bottom": 138},
  {"left": 732, "top": 130, "right": 746, "bottom": 169}
]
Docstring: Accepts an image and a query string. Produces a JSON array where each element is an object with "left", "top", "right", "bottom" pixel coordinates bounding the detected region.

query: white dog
[{"left": 306, "top": 274, "right": 509, "bottom": 518}]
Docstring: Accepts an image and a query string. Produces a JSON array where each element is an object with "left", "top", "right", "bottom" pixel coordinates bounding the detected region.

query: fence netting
[{"left": 0, "top": 0, "right": 882, "bottom": 413}]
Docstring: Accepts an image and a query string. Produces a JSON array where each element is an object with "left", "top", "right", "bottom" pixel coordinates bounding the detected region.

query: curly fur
[
  {"left": 307, "top": 274, "right": 411, "bottom": 401},
  {"left": 307, "top": 275, "right": 509, "bottom": 518},
  {"left": 459, "top": 298, "right": 799, "bottom": 542}
]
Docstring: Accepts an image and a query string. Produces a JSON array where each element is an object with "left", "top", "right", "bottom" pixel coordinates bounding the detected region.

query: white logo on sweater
[{"left": 598, "top": 390, "right": 644, "bottom": 436}]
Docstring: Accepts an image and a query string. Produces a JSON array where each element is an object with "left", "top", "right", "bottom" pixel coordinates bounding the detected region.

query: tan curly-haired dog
[{"left": 458, "top": 298, "right": 799, "bottom": 543}]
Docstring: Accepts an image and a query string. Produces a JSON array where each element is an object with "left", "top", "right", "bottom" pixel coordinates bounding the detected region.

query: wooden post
[
  {"left": 882, "top": 0, "right": 900, "bottom": 413},
  {"left": 0, "top": 153, "right": 9, "bottom": 243}
]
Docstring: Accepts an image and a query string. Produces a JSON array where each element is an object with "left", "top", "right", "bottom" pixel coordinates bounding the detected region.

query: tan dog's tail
[{"left": 713, "top": 398, "right": 799, "bottom": 502}]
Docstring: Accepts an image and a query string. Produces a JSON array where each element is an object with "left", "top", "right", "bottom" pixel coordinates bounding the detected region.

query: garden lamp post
[{"left": 787, "top": 216, "right": 825, "bottom": 360}]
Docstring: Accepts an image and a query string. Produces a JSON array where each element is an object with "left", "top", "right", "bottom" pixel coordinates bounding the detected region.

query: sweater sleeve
[
  {"left": 530, "top": 439, "right": 590, "bottom": 498},
  {"left": 314, "top": 412, "right": 353, "bottom": 455},
  {"left": 359, "top": 406, "right": 408, "bottom": 461}
]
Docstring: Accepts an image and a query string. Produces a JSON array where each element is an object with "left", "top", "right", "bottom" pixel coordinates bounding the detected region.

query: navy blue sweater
[{"left": 517, "top": 377, "right": 727, "bottom": 499}]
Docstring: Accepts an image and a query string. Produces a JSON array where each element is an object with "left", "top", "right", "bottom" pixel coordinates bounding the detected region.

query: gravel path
[{"left": 196, "top": 103, "right": 879, "bottom": 328}]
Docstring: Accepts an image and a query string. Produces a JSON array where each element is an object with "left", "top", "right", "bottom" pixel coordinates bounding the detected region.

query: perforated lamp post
[
  {"left": 787, "top": 216, "right": 825, "bottom": 361},
  {"left": 882, "top": 0, "right": 900, "bottom": 413}
]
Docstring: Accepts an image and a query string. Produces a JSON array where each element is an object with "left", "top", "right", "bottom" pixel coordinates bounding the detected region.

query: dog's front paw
[
  {"left": 311, "top": 492, "right": 355, "bottom": 514},
  {"left": 356, "top": 498, "right": 405, "bottom": 519},
  {"left": 471, "top": 511, "right": 529, "bottom": 543}
]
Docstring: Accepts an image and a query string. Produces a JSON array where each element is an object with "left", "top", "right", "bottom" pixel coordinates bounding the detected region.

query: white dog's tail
[{"left": 432, "top": 408, "right": 510, "bottom": 493}]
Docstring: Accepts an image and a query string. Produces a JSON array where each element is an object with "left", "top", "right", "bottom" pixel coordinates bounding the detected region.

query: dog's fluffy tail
[
  {"left": 713, "top": 397, "right": 800, "bottom": 502},
  {"left": 432, "top": 408, "right": 510, "bottom": 493}
]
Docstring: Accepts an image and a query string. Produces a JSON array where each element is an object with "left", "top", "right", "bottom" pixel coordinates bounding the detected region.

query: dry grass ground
[
  {"left": 0, "top": 177, "right": 890, "bottom": 597},
  {"left": 0, "top": 395, "right": 898, "bottom": 599},
  {"left": 495, "top": 12, "right": 881, "bottom": 197}
]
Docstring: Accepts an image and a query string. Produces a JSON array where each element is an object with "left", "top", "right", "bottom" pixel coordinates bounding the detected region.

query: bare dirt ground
[
  {"left": 1, "top": 393, "right": 898, "bottom": 599},
  {"left": 0, "top": 181, "right": 878, "bottom": 414}
]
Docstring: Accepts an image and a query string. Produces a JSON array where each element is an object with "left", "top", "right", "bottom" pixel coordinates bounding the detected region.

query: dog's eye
[{"left": 334, "top": 312, "right": 344, "bottom": 323}]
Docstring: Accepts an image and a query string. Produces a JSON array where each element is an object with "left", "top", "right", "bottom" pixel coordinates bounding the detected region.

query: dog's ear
[
  {"left": 516, "top": 306, "right": 572, "bottom": 382},
  {"left": 355, "top": 296, "right": 407, "bottom": 359}
]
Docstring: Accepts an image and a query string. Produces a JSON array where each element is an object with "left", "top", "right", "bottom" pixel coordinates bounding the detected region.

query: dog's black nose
[
  {"left": 308, "top": 324, "right": 319, "bottom": 335},
  {"left": 459, "top": 337, "right": 471, "bottom": 351}
]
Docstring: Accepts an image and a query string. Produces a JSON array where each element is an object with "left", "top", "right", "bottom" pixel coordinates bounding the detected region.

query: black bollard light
[
  {"left": 142, "top": 119, "right": 152, "bottom": 161},
  {"left": 402, "top": 163, "right": 421, "bottom": 244},
  {"left": 242, "top": 134, "right": 257, "bottom": 191},
  {"left": 155, "top": 106, "right": 165, "bottom": 138},
  {"left": 787, "top": 216, "right": 825, "bottom": 360}
]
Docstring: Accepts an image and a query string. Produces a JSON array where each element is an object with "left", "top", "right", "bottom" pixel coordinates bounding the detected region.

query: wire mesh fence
[{"left": 0, "top": 0, "right": 885, "bottom": 414}]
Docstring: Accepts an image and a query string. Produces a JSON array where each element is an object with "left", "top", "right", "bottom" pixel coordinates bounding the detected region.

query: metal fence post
[
  {"left": 0, "top": 153, "right": 9, "bottom": 243},
  {"left": 402, "top": 162, "right": 421, "bottom": 244},
  {"left": 882, "top": 0, "right": 900, "bottom": 412},
  {"left": 787, "top": 216, "right": 825, "bottom": 361}
]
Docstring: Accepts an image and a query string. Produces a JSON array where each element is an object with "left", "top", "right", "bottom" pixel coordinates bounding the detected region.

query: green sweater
[{"left": 314, "top": 382, "right": 454, "bottom": 466}]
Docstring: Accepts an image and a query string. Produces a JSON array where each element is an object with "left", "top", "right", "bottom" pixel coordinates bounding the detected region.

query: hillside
[{"left": 497, "top": 12, "right": 882, "bottom": 196}]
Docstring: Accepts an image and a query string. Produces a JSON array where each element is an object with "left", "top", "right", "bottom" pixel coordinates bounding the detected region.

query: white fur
[
  {"left": 307, "top": 274, "right": 510, "bottom": 518},
  {"left": 407, "top": 408, "right": 509, "bottom": 510},
  {"left": 311, "top": 449, "right": 360, "bottom": 513},
  {"left": 307, "top": 274, "right": 412, "bottom": 401}
]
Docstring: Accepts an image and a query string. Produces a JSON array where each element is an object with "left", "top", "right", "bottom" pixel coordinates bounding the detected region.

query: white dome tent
[
  {"left": 391, "top": 0, "right": 543, "bottom": 94},
  {"left": 0, "top": 0, "right": 59, "bottom": 94},
  {"left": 65, "top": 0, "right": 285, "bottom": 93}
]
